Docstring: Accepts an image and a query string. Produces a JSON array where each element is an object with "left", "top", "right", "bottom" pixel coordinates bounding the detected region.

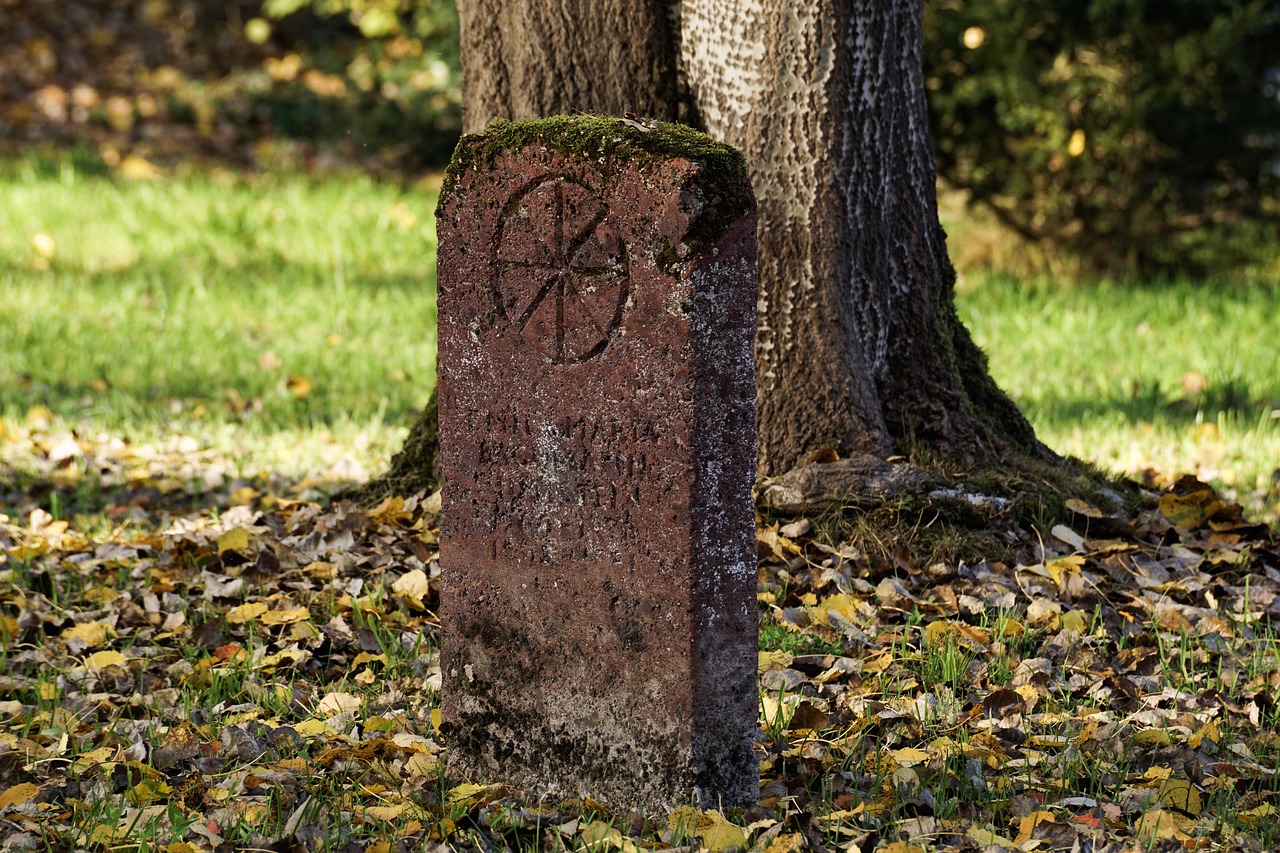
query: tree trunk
[
  {"left": 678, "top": 1, "right": 1043, "bottom": 472},
  {"left": 456, "top": 0, "right": 682, "bottom": 125},
  {"left": 368, "top": 0, "right": 1050, "bottom": 499}
]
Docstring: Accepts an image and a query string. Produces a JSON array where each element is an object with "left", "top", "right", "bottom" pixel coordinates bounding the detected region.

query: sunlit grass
[
  {"left": 958, "top": 274, "right": 1280, "bottom": 525},
  {"left": 2, "top": 153, "right": 1276, "bottom": 523},
  {"left": 0, "top": 152, "right": 438, "bottom": 481}
]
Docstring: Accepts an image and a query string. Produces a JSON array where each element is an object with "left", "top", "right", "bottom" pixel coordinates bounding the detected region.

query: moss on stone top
[{"left": 441, "top": 115, "right": 750, "bottom": 210}]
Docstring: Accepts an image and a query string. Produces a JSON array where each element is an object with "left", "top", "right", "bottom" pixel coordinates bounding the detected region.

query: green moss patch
[{"left": 441, "top": 116, "right": 752, "bottom": 243}]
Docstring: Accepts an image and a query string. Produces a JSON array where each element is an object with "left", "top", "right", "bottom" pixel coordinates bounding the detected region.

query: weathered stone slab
[{"left": 437, "top": 117, "right": 759, "bottom": 812}]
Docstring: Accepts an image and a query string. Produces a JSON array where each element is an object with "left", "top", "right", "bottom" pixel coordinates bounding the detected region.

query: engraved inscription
[
  {"left": 467, "top": 405, "right": 667, "bottom": 566},
  {"left": 496, "top": 177, "right": 629, "bottom": 363}
]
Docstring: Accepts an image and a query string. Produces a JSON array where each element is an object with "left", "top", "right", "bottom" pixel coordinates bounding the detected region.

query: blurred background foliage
[
  {"left": 925, "top": 0, "right": 1280, "bottom": 276},
  {"left": 1, "top": 0, "right": 1276, "bottom": 277},
  {"left": 0, "top": 0, "right": 460, "bottom": 174}
]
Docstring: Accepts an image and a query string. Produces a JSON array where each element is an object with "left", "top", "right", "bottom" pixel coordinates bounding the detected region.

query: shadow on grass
[
  {"left": 1025, "top": 376, "right": 1272, "bottom": 428},
  {"left": 0, "top": 463, "right": 359, "bottom": 525}
]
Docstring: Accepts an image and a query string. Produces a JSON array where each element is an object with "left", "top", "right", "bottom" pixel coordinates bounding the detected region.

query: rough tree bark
[{"left": 364, "top": 0, "right": 1058, "bottom": 502}]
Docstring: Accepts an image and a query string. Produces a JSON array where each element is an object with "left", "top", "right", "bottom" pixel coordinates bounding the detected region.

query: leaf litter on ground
[{"left": 1, "top": 423, "right": 1279, "bottom": 852}]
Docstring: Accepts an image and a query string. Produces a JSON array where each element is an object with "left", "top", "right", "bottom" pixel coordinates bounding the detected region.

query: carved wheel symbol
[{"left": 496, "top": 178, "right": 629, "bottom": 363}]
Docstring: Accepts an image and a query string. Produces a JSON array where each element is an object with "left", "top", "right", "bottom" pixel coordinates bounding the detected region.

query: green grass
[
  {"left": 1, "top": 152, "right": 1277, "bottom": 524},
  {"left": 0, "top": 151, "right": 439, "bottom": 482},
  {"left": 957, "top": 274, "right": 1280, "bottom": 526}
]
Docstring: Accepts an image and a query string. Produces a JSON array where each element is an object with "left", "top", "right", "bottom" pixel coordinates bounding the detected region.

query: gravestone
[{"left": 437, "top": 116, "right": 758, "bottom": 812}]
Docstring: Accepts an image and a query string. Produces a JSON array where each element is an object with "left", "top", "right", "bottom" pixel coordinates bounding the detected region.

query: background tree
[{"left": 362, "top": 0, "right": 1052, "bottom": 500}]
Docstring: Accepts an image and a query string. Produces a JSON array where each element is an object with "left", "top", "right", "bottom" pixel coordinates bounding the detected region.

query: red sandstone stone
[{"left": 437, "top": 117, "right": 758, "bottom": 813}]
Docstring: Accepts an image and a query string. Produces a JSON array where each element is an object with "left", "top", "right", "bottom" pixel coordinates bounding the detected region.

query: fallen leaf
[
  {"left": 32, "top": 232, "right": 56, "bottom": 259},
  {"left": 286, "top": 374, "right": 313, "bottom": 398},
  {"left": 118, "top": 154, "right": 162, "bottom": 180},
  {"left": 83, "top": 650, "right": 127, "bottom": 670},
  {"left": 1157, "top": 779, "right": 1202, "bottom": 816},
  {"left": 225, "top": 602, "right": 270, "bottom": 624},
  {"left": 392, "top": 569, "right": 431, "bottom": 608},
  {"left": 63, "top": 620, "right": 112, "bottom": 648},
  {"left": 260, "top": 607, "right": 310, "bottom": 625},
  {"left": 316, "top": 692, "right": 362, "bottom": 717},
  {"left": 0, "top": 782, "right": 40, "bottom": 811},
  {"left": 216, "top": 527, "right": 253, "bottom": 555}
]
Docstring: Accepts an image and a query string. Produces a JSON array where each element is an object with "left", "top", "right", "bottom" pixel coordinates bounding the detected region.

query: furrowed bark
[{"left": 372, "top": 0, "right": 1052, "bottom": 502}]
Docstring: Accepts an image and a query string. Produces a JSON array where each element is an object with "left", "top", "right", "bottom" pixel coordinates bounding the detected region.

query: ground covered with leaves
[{"left": 2, "top": 420, "right": 1279, "bottom": 853}]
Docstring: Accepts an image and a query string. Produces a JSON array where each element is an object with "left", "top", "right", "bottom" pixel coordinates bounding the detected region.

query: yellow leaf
[
  {"left": 229, "top": 486, "right": 259, "bottom": 506},
  {"left": 0, "top": 782, "right": 40, "bottom": 810},
  {"left": 998, "top": 618, "right": 1025, "bottom": 638},
  {"left": 165, "top": 843, "right": 201, "bottom": 853},
  {"left": 810, "top": 592, "right": 863, "bottom": 626},
  {"left": 1014, "top": 811, "right": 1056, "bottom": 844},
  {"left": 967, "top": 825, "right": 1015, "bottom": 847},
  {"left": 316, "top": 692, "right": 362, "bottom": 717},
  {"left": 1060, "top": 610, "right": 1087, "bottom": 632},
  {"left": 1159, "top": 488, "right": 1221, "bottom": 530},
  {"left": 225, "top": 601, "right": 270, "bottom": 624},
  {"left": 294, "top": 719, "right": 335, "bottom": 737},
  {"left": 1045, "top": 554, "right": 1085, "bottom": 583},
  {"left": 89, "top": 824, "right": 127, "bottom": 846},
  {"left": 580, "top": 820, "right": 641, "bottom": 852},
  {"left": 758, "top": 649, "right": 793, "bottom": 673},
  {"left": 63, "top": 620, "right": 112, "bottom": 648},
  {"left": 404, "top": 752, "right": 438, "bottom": 776},
  {"left": 1067, "top": 129, "right": 1086, "bottom": 157},
  {"left": 83, "top": 650, "right": 127, "bottom": 670},
  {"left": 126, "top": 778, "right": 172, "bottom": 805},
  {"left": 423, "top": 489, "right": 443, "bottom": 514},
  {"left": 244, "top": 17, "right": 271, "bottom": 44},
  {"left": 304, "top": 561, "right": 338, "bottom": 579},
  {"left": 364, "top": 803, "right": 405, "bottom": 821},
  {"left": 861, "top": 648, "right": 895, "bottom": 673},
  {"left": 118, "top": 155, "right": 162, "bottom": 180},
  {"left": 286, "top": 374, "right": 313, "bottom": 398},
  {"left": 1188, "top": 721, "right": 1220, "bottom": 749},
  {"left": 32, "top": 232, "right": 56, "bottom": 259},
  {"left": 365, "top": 715, "right": 396, "bottom": 733},
  {"left": 392, "top": 569, "right": 431, "bottom": 608},
  {"left": 430, "top": 708, "right": 442, "bottom": 735},
  {"left": 890, "top": 747, "right": 930, "bottom": 766},
  {"left": 368, "top": 495, "right": 412, "bottom": 524},
  {"left": 1066, "top": 498, "right": 1104, "bottom": 517},
  {"left": 216, "top": 526, "right": 252, "bottom": 555},
  {"left": 260, "top": 608, "right": 310, "bottom": 626},
  {"left": 880, "top": 843, "right": 925, "bottom": 853},
  {"left": 447, "top": 782, "right": 495, "bottom": 809},
  {"left": 257, "top": 647, "right": 308, "bottom": 671},
  {"left": 1158, "top": 780, "right": 1202, "bottom": 816},
  {"left": 1136, "top": 809, "right": 1191, "bottom": 842},
  {"left": 1237, "top": 803, "right": 1278, "bottom": 827},
  {"left": 699, "top": 810, "right": 747, "bottom": 851},
  {"left": 923, "top": 620, "right": 954, "bottom": 647},
  {"left": 1135, "top": 729, "right": 1173, "bottom": 747},
  {"left": 761, "top": 834, "right": 806, "bottom": 853},
  {"left": 73, "top": 746, "right": 114, "bottom": 772},
  {"left": 37, "top": 682, "right": 58, "bottom": 701}
]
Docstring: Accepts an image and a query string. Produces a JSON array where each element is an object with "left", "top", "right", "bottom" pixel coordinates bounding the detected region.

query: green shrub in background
[
  {"left": 251, "top": 0, "right": 461, "bottom": 167},
  {"left": 925, "top": 0, "right": 1280, "bottom": 274}
]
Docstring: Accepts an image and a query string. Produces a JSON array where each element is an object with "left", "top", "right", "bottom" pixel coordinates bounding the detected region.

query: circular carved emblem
[{"left": 495, "top": 177, "right": 629, "bottom": 363}]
